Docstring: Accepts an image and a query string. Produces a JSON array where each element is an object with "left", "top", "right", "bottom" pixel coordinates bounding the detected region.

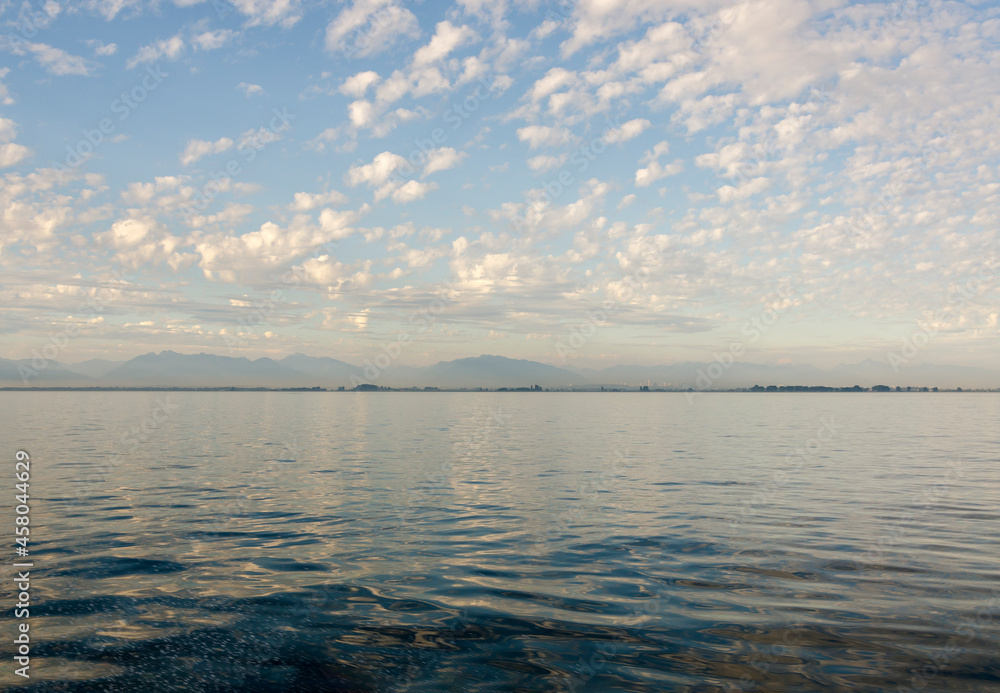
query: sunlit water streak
[{"left": 1, "top": 392, "right": 998, "bottom": 691}]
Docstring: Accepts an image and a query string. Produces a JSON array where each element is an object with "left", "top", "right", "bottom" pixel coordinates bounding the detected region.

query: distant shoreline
[{"left": 0, "top": 386, "right": 996, "bottom": 393}]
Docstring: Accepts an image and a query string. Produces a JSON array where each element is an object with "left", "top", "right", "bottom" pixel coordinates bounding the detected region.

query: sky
[{"left": 1, "top": 0, "right": 999, "bottom": 370}]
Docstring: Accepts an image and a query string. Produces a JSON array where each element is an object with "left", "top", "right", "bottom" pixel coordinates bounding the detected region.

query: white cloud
[
  {"left": 634, "top": 141, "right": 682, "bottom": 187},
  {"left": 517, "top": 125, "right": 573, "bottom": 149},
  {"left": 0, "top": 68, "right": 12, "bottom": 105},
  {"left": 339, "top": 71, "right": 380, "bottom": 98},
  {"left": 85, "top": 39, "right": 118, "bottom": 56},
  {"left": 180, "top": 137, "right": 234, "bottom": 166},
  {"left": 290, "top": 190, "right": 349, "bottom": 212},
  {"left": 604, "top": 118, "right": 651, "bottom": 144},
  {"left": 0, "top": 118, "right": 18, "bottom": 143},
  {"left": 191, "top": 29, "right": 237, "bottom": 51},
  {"left": 527, "top": 155, "right": 567, "bottom": 173},
  {"left": 635, "top": 159, "right": 684, "bottom": 187},
  {"left": 529, "top": 68, "right": 576, "bottom": 103},
  {"left": 228, "top": 0, "right": 304, "bottom": 28},
  {"left": 324, "top": 16, "right": 482, "bottom": 138},
  {"left": 343, "top": 151, "right": 444, "bottom": 203},
  {"left": 0, "top": 119, "right": 30, "bottom": 168},
  {"left": 325, "top": 0, "right": 419, "bottom": 57},
  {"left": 126, "top": 35, "right": 184, "bottom": 69},
  {"left": 560, "top": 0, "right": 674, "bottom": 56},
  {"left": 348, "top": 100, "right": 375, "bottom": 128},
  {"left": 80, "top": 0, "right": 143, "bottom": 21},
  {"left": 640, "top": 141, "right": 670, "bottom": 163},
  {"left": 306, "top": 127, "right": 339, "bottom": 152},
  {"left": 413, "top": 20, "right": 477, "bottom": 67},
  {"left": 193, "top": 206, "right": 368, "bottom": 283},
  {"left": 236, "top": 82, "right": 264, "bottom": 97},
  {"left": 0, "top": 143, "right": 31, "bottom": 168},
  {"left": 717, "top": 176, "right": 770, "bottom": 203},
  {"left": 237, "top": 126, "right": 284, "bottom": 151},
  {"left": 346, "top": 151, "right": 408, "bottom": 190},
  {"left": 21, "top": 42, "right": 93, "bottom": 76},
  {"left": 121, "top": 176, "right": 187, "bottom": 206},
  {"left": 422, "top": 147, "right": 467, "bottom": 178},
  {"left": 100, "top": 217, "right": 161, "bottom": 249},
  {"left": 391, "top": 180, "right": 437, "bottom": 203}
]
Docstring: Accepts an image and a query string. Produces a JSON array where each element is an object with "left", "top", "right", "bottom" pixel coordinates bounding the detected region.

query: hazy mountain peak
[{"left": 1, "top": 352, "right": 996, "bottom": 389}]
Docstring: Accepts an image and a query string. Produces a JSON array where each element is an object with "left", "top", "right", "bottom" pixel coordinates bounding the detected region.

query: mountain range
[{"left": 2, "top": 352, "right": 998, "bottom": 389}]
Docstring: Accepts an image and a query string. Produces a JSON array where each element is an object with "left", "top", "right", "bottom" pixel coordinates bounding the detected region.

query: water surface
[{"left": 2, "top": 392, "right": 998, "bottom": 691}]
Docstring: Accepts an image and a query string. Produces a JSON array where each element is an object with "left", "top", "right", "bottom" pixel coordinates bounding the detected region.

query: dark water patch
[
  {"left": 252, "top": 557, "right": 328, "bottom": 572},
  {"left": 488, "top": 588, "right": 622, "bottom": 615},
  {"left": 50, "top": 556, "right": 187, "bottom": 579},
  {"left": 183, "top": 529, "right": 252, "bottom": 540}
]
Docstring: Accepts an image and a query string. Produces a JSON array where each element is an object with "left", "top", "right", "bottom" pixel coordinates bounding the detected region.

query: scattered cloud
[
  {"left": 191, "top": 29, "right": 237, "bottom": 52},
  {"left": 3, "top": 0, "right": 999, "bottom": 368},
  {"left": 422, "top": 147, "right": 466, "bottom": 177},
  {"left": 290, "top": 190, "right": 349, "bottom": 211},
  {"left": 126, "top": 34, "right": 184, "bottom": 69},
  {"left": 604, "top": 118, "right": 650, "bottom": 144},
  {"left": 0, "top": 143, "right": 32, "bottom": 168},
  {"left": 236, "top": 81, "right": 264, "bottom": 96},
  {"left": 517, "top": 125, "right": 573, "bottom": 149},
  {"left": 0, "top": 68, "right": 12, "bottom": 105},
  {"left": 339, "top": 71, "right": 380, "bottom": 98},
  {"left": 18, "top": 42, "right": 93, "bottom": 76},
  {"left": 180, "top": 137, "right": 234, "bottom": 166},
  {"left": 85, "top": 39, "right": 118, "bottom": 56},
  {"left": 325, "top": 0, "right": 420, "bottom": 57}
]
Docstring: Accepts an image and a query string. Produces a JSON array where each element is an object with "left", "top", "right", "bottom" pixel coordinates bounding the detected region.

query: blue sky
[{"left": 2, "top": 0, "right": 999, "bottom": 369}]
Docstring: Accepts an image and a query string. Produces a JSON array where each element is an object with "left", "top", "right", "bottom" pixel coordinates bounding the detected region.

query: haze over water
[{"left": 2, "top": 392, "right": 999, "bottom": 692}]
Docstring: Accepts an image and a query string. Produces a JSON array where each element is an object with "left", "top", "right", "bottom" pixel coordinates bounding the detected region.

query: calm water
[{"left": 1, "top": 392, "right": 998, "bottom": 692}]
